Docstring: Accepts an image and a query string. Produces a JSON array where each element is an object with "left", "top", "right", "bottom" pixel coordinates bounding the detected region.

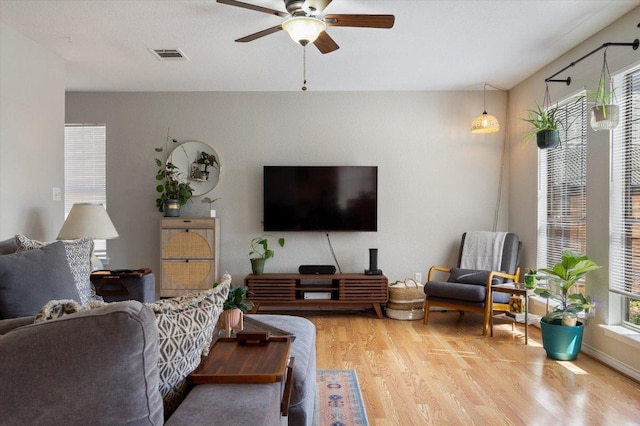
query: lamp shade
[
  {"left": 282, "top": 16, "right": 326, "bottom": 45},
  {"left": 471, "top": 112, "right": 500, "bottom": 133},
  {"left": 57, "top": 203, "right": 119, "bottom": 240}
]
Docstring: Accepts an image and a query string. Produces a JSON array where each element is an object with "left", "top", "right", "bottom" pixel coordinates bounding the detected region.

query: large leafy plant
[
  {"left": 534, "top": 250, "right": 601, "bottom": 323},
  {"left": 154, "top": 133, "right": 193, "bottom": 212}
]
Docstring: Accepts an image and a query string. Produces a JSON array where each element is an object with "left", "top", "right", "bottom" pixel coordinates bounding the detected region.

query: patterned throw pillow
[
  {"left": 15, "top": 235, "right": 95, "bottom": 304},
  {"left": 145, "top": 274, "right": 230, "bottom": 418}
]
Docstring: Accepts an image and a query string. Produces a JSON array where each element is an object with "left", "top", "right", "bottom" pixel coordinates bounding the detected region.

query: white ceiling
[{"left": 1, "top": 0, "right": 639, "bottom": 92}]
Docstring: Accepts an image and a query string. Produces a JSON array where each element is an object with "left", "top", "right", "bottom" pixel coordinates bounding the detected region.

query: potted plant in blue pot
[{"left": 535, "top": 250, "right": 601, "bottom": 360}]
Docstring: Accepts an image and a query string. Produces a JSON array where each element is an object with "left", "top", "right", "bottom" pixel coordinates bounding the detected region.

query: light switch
[{"left": 53, "top": 187, "right": 62, "bottom": 201}]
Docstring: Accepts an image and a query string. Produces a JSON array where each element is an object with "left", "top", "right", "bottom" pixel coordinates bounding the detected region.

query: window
[
  {"left": 63, "top": 124, "right": 107, "bottom": 258},
  {"left": 610, "top": 63, "right": 640, "bottom": 328},
  {"left": 537, "top": 92, "right": 588, "bottom": 269}
]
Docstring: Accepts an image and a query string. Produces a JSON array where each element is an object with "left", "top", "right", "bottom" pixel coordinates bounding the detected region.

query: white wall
[
  {"left": 0, "top": 22, "right": 65, "bottom": 241},
  {"left": 65, "top": 90, "right": 509, "bottom": 286},
  {"left": 507, "top": 7, "right": 640, "bottom": 378}
]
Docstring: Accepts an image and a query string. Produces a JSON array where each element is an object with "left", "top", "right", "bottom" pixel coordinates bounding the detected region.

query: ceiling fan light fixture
[
  {"left": 471, "top": 112, "right": 500, "bottom": 133},
  {"left": 282, "top": 16, "right": 326, "bottom": 46}
]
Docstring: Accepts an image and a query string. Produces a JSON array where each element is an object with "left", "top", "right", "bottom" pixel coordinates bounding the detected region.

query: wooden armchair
[{"left": 423, "top": 232, "right": 521, "bottom": 335}]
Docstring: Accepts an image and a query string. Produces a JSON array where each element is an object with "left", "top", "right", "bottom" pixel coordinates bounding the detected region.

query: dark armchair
[{"left": 423, "top": 232, "right": 521, "bottom": 335}]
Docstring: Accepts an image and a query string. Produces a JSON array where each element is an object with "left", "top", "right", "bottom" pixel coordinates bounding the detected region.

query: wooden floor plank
[{"left": 295, "top": 309, "right": 640, "bottom": 425}]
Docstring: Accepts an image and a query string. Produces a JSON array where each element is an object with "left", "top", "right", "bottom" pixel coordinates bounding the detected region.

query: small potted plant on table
[
  {"left": 524, "top": 268, "right": 538, "bottom": 289},
  {"left": 535, "top": 250, "right": 601, "bottom": 360},
  {"left": 249, "top": 234, "right": 285, "bottom": 275},
  {"left": 219, "top": 285, "right": 249, "bottom": 337}
]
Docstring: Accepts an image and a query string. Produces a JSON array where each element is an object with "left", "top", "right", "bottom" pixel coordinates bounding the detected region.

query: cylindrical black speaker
[{"left": 369, "top": 248, "right": 378, "bottom": 271}]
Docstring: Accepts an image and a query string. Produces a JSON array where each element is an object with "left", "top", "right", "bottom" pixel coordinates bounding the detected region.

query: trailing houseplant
[
  {"left": 249, "top": 234, "right": 285, "bottom": 275},
  {"left": 534, "top": 250, "right": 601, "bottom": 360},
  {"left": 154, "top": 131, "right": 194, "bottom": 216},
  {"left": 522, "top": 102, "right": 561, "bottom": 149}
]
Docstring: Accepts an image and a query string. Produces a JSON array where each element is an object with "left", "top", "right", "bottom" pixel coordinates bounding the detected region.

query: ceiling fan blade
[
  {"left": 324, "top": 14, "right": 395, "bottom": 29},
  {"left": 304, "top": 0, "right": 333, "bottom": 15},
  {"left": 235, "top": 25, "right": 283, "bottom": 43},
  {"left": 217, "top": 0, "right": 288, "bottom": 18},
  {"left": 313, "top": 31, "right": 339, "bottom": 54}
]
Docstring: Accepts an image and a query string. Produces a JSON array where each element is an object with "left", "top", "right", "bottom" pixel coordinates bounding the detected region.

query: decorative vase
[
  {"left": 540, "top": 319, "right": 584, "bottom": 361},
  {"left": 590, "top": 104, "right": 619, "bottom": 131},
  {"left": 250, "top": 258, "right": 265, "bottom": 275},
  {"left": 163, "top": 199, "right": 181, "bottom": 217},
  {"left": 524, "top": 274, "right": 537, "bottom": 289},
  {"left": 536, "top": 129, "right": 560, "bottom": 150}
]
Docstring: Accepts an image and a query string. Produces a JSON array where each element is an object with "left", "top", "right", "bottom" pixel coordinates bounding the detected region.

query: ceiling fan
[{"left": 217, "top": 0, "right": 395, "bottom": 54}]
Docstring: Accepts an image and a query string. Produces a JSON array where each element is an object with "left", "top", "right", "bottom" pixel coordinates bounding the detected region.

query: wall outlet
[
  {"left": 52, "top": 187, "right": 62, "bottom": 201},
  {"left": 414, "top": 272, "right": 422, "bottom": 283}
]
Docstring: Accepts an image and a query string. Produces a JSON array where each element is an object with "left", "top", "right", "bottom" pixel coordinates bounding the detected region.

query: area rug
[{"left": 313, "top": 370, "right": 369, "bottom": 426}]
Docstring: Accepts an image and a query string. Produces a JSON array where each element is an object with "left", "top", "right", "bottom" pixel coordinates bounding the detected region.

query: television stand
[{"left": 244, "top": 273, "right": 389, "bottom": 319}]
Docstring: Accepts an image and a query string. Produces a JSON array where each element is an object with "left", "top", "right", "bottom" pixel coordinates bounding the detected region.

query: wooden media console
[{"left": 245, "top": 273, "right": 389, "bottom": 319}]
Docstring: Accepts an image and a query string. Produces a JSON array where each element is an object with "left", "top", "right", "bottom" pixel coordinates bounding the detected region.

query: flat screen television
[{"left": 263, "top": 166, "right": 378, "bottom": 232}]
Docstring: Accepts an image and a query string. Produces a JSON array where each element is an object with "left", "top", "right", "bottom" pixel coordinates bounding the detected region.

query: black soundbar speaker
[{"left": 299, "top": 265, "right": 336, "bottom": 275}]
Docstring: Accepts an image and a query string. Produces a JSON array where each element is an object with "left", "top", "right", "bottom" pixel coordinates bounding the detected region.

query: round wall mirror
[{"left": 168, "top": 140, "right": 221, "bottom": 196}]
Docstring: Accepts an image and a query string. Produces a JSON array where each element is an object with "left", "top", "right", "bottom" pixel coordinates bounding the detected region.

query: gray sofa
[{"left": 0, "top": 237, "right": 316, "bottom": 425}]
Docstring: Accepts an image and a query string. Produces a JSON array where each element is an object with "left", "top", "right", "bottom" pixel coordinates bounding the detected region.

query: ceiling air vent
[{"left": 149, "top": 48, "right": 189, "bottom": 61}]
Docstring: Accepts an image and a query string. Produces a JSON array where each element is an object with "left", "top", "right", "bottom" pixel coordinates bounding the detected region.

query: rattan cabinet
[{"left": 160, "top": 217, "right": 219, "bottom": 297}]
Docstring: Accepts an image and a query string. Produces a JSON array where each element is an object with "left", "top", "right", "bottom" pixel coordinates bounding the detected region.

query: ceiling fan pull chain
[{"left": 302, "top": 45, "right": 308, "bottom": 91}]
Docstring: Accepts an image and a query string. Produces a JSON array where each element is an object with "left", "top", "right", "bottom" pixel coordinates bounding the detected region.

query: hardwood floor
[{"left": 298, "top": 309, "right": 640, "bottom": 425}]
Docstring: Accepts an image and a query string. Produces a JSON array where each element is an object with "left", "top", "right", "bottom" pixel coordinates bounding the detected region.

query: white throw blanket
[{"left": 460, "top": 231, "right": 507, "bottom": 270}]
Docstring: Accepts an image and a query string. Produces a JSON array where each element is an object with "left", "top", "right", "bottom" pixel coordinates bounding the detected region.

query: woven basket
[
  {"left": 386, "top": 281, "right": 425, "bottom": 321},
  {"left": 386, "top": 307, "right": 425, "bottom": 321}
]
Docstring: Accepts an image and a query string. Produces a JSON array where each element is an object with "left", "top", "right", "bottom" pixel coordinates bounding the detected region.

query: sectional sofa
[{"left": 0, "top": 237, "right": 316, "bottom": 425}]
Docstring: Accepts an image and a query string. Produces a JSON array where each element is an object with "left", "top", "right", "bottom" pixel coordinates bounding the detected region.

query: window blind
[
  {"left": 63, "top": 124, "right": 107, "bottom": 256},
  {"left": 610, "top": 64, "right": 640, "bottom": 300},
  {"left": 537, "top": 92, "right": 588, "bottom": 269}
]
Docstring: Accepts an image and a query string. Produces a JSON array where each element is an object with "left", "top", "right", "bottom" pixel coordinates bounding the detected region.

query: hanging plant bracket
[{"left": 544, "top": 32, "right": 639, "bottom": 85}]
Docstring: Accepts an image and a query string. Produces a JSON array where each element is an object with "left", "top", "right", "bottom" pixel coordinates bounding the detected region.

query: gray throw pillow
[
  {"left": 0, "top": 241, "right": 80, "bottom": 319},
  {"left": 15, "top": 235, "right": 95, "bottom": 304},
  {"left": 0, "top": 238, "right": 17, "bottom": 255}
]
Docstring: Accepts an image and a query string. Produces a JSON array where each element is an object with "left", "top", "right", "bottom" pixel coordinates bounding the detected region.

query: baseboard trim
[{"left": 581, "top": 343, "right": 640, "bottom": 382}]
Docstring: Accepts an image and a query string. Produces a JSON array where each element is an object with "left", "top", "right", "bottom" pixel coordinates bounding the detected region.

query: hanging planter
[
  {"left": 588, "top": 48, "right": 619, "bottom": 131},
  {"left": 590, "top": 104, "right": 619, "bottom": 131},
  {"left": 536, "top": 129, "right": 560, "bottom": 150},
  {"left": 522, "top": 89, "right": 562, "bottom": 150}
]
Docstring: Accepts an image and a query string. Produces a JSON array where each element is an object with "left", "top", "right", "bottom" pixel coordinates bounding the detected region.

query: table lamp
[{"left": 57, "top": 203, "right": 119, "bottom": 270}]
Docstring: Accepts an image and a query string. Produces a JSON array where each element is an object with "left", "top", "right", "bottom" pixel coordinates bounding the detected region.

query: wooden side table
[
  {"left": 189, "top": 334, "right": 295, "bottom": 416},
  {"left": 490, "top": 283, "right": 537, "bottom": 344}
]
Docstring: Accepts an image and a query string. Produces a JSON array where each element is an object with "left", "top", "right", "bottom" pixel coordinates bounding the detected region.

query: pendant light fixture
[{"left": 471, "top": 83, "right": 500, "bottom": 133}]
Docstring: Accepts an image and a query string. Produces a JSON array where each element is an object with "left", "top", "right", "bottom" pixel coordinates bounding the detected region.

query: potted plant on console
[
  {"left": 249, "top": 234, "right": 285, "bottom": 275},
  {"left": 534, "top": 250, "right": 601, "bottom": 360},
  {"left": 154, "top": 131, "right": 194, "bottom": 217}
]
